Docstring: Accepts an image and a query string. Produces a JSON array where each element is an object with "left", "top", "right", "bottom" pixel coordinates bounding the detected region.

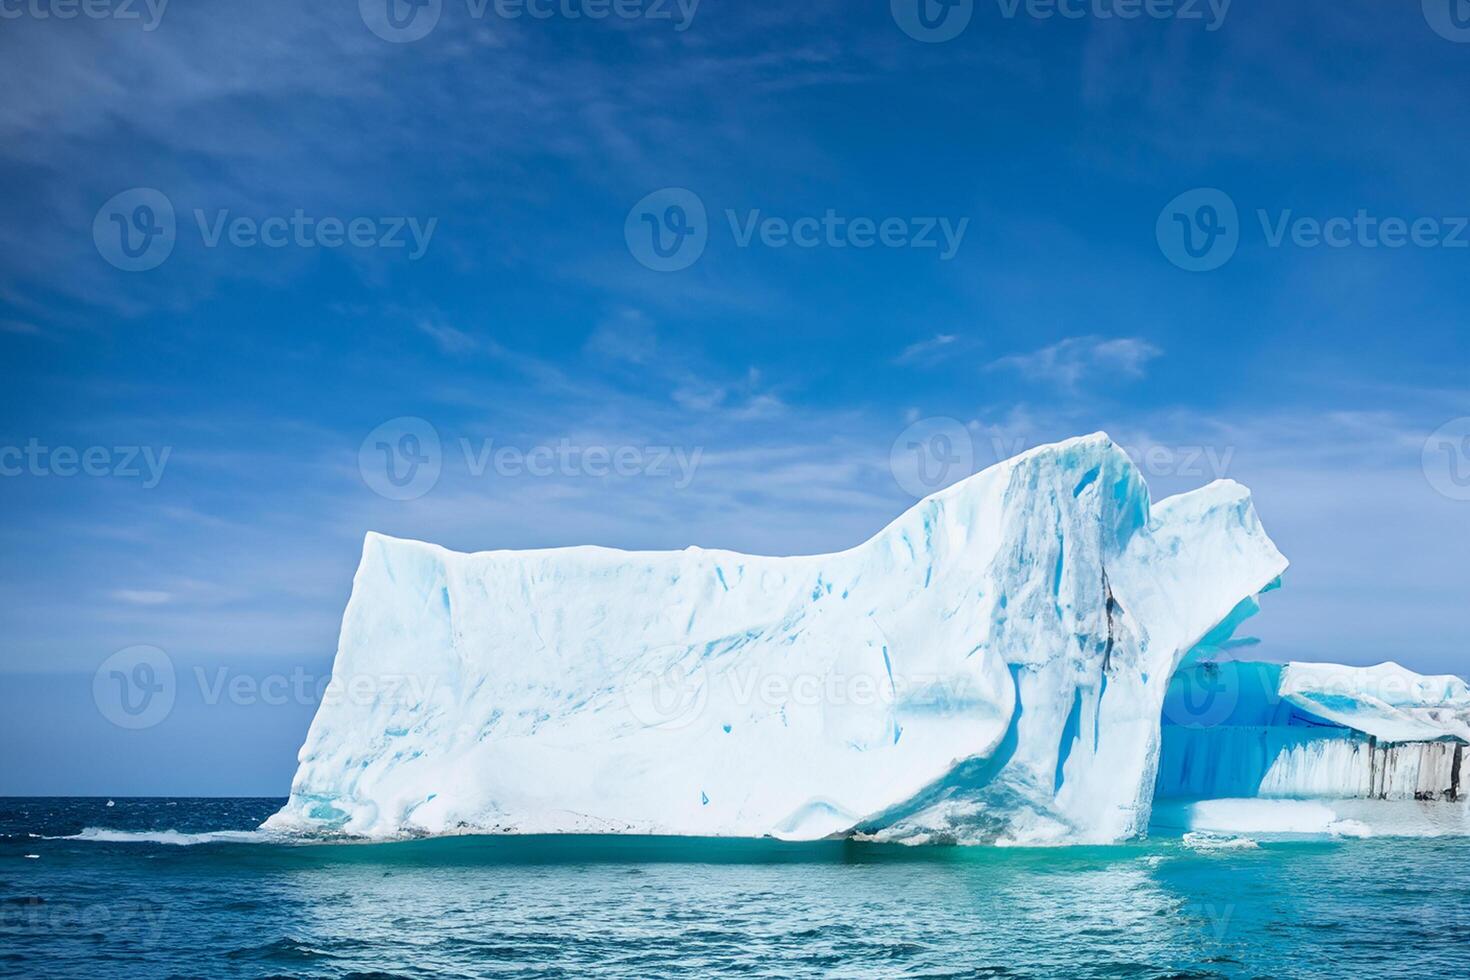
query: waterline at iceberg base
[{"left": 265, "top": 433, "right": 1467, "bottom": 845}]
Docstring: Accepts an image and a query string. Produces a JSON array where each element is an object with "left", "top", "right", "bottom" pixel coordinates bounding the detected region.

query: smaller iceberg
[{"left": 1155, "top": 659, "right": 1470, "bottom": 837}]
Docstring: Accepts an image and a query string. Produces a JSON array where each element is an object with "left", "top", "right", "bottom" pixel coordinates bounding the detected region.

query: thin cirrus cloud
[
  {"left": 895, "top": 333, "right": 960, "bottom": 366},
  {"left": 108, "top": 589, "right": 174, "bottom": 606},
  {"left": 987, "top": 336, "right": 1163, "bottom": 391}
]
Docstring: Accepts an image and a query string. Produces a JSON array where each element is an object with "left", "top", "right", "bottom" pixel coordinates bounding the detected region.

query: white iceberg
[{"left": 268, "top": 433, "right": 1295, "bottom": 844}]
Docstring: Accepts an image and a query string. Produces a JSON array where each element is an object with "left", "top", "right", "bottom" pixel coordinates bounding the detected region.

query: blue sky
[{"left": 2, "top": 0, "right": 1468, "bottom": 794}]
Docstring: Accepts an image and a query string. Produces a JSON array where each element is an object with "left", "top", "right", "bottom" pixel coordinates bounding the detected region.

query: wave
[
  {"left": 48, "top": 801, "right": 1470, "bottom": 854},
  {"left": 50, "top": 827, "right": 303, "bottom": 846},
  {"left": 32, "top": 829, "right": 985, "bottom": 865}
]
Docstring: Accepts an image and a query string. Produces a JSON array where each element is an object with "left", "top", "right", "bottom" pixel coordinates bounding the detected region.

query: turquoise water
[{"left": 3, "top": 798, "right": 1467, "bottom": 978}]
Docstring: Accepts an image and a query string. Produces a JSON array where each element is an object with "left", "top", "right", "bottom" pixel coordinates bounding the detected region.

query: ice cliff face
[{"left": 266, "top": 433, "right": 1290, "bottom": 844}]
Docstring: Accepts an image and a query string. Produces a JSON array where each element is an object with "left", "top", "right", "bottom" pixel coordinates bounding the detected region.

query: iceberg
[
  {"left": 1158, "top": 660, "right": 1469, "bottom": 805},
  {"left": 268, "top": 433, "right": 1297, "bottom": 844}
]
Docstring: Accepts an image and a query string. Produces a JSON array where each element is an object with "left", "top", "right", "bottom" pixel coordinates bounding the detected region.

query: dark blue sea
[{"left": 3, "top": 797, "right": 1467, "bottom": 979}]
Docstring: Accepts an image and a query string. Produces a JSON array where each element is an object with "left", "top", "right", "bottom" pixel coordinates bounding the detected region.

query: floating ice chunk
[
  {"left": 1181, "top": 831, "right": 1259, "bottom": 851},
  {"left": 1155, "top": 797, "right": 1467, "bottom": 838}
]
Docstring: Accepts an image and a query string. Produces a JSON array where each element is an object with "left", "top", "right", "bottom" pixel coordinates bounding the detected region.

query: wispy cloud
[
  {"left": 895, "top": 333, "right": 960, "bottom": 366},
  {"left": 585, "top": 309, "right": 658, "bottom": 366},
  {"left": 415, "top": 319, "right": 480, "bottom": 356},
  {"left": 988, "top": 335, "right": 1163, "bottom": 391},
  {"left": 108, "top": 589, "right": 173, "bottom": 606},
  {"left": 671, "top": 368, "right": 787, "bottom": 421}
]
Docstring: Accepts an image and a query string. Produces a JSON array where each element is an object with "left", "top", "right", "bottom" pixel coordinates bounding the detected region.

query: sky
[{"left": 1, "top": 0, "right": 1468, "bottom": 795}]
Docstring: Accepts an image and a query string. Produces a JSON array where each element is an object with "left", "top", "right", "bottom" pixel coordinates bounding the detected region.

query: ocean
[{"left": 3, "top": 797, "right": 1466, "bottom": 978}]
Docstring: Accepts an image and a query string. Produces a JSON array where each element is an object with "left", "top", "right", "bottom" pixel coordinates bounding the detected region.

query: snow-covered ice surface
[
  {"left": 1278, "top": 661, "right": 1470, "bottom": 743},
  {"left": 267, "top": 433, "right": 1292, "bottom": 845}
]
